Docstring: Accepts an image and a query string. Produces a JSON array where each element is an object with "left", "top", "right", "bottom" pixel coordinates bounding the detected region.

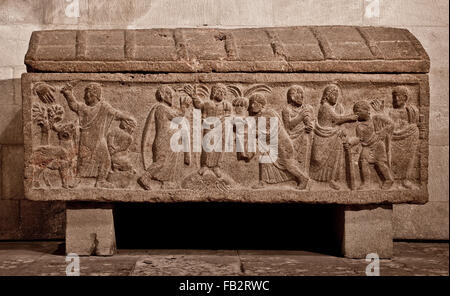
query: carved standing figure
[
  {"left": 139, "top": 86, "right": 185, "bottom": 190},
  {"left": 388, "top": 86, "right": 420, "bottom": 188},
  {"left": 281, "top": 85, "right": 314, "bottom": 172},
  {"left": 309, "top": 84, "right": 358, "bottom": 190},
  {"left": 184, "top": 83, "right": 233, "bottom": 180},
  {"left": 248, "top": 93, "right": 309, "bottom": 190},
  {"left": 61, "top": 82, "right": 136, "bottom": 189},
  {"left": 345, "top": 101, "right": 394, "bottom": 190}
]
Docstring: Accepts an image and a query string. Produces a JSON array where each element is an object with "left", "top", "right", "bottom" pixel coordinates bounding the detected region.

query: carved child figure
[
  {"left": 107, "top": 119, "right": 137, "bottom": 172},
  {"left": 232, "top": 96, "right": 252, "bottom": 162},
  {"left": 345, "top": 101, "right": 394, "bottom": 190}
]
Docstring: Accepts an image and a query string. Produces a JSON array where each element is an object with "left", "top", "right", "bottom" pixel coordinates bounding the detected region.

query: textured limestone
[
  {"left": 0, "top": 241, "right": 447, "bottom": 276},
  {"left": 22, "top": 72, "right": 430, "bottom": 205},
  {"left": 24, "top": 27, "right": 430, "bottom": 73},
  {"left": 1, "top": 145, "right": 24, "bottom": 199},
  {"left": 337, "top": 205, "right": 393, "bottom": 258},
  {"left": 20, "top": 27, "right": 434, "bottom": 257},
  {"left": 394, "top": 201, "right": 449, "bottom": 240},
  {"left": 0, "top": 200, "right": 20, "bottom": 240},
  {"left": 66, "top": 203, "right": 116, "bottom": 256},
  {"left": 132, "top": 251, "right": 242, "bottom": 276}
]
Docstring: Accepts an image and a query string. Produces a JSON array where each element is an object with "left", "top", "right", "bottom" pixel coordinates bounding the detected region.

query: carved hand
[
  {"left": 61, "top": 82, "right": 74, "bottom": 96},
  {"left": 305, "top": 124, "right": 313, "bottom": 133},
  {"left": 34, "top": 83, "right": 56, "bottom": 104},
  {"left": 183, "top": 84, "right": 196, "bottom": 97}
]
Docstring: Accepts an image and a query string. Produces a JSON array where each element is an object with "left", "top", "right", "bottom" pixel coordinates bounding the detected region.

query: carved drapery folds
[{"left": 23, "top": 27, "right": 430, "bottom": 204}]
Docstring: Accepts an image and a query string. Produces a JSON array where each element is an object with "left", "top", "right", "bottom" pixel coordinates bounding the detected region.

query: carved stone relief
[{"left": 23, "top": 73, "right": 429, "bottom": 204}]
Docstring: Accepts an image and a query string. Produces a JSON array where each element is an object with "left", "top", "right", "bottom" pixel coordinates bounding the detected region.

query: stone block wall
[{"left": 0, "top": 0, "right": 448, "bottom": 240}]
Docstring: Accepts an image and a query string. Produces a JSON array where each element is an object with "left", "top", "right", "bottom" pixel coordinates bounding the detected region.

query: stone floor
[{"left": 0, "top": 241, "right": 447, "bottom": 276}]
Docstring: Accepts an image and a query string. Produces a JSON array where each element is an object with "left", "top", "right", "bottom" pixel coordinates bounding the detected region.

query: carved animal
[{"left": 29, "top": 122, "right": 79, "bottom": 189}]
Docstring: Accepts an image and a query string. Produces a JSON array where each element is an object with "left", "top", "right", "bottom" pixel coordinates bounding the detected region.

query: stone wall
[{"left": 0, "top": 0, "right": 448, "bottom": 240}]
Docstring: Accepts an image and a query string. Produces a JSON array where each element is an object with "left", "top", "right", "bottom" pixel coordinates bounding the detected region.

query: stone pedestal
[
  {"left": 66, "top": 203, "right": 116, "bottom": 256},
  {"left": 336, "top": 205, "right": 393, "bottom": 259}
]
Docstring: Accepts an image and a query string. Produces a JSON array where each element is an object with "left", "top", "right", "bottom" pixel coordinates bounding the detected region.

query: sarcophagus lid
[
  {"left": 25, "top": 26, "right": 429, "bottom": 74},
  {"left": 23, "top": 26, "right": 430, "bottom": 205}
]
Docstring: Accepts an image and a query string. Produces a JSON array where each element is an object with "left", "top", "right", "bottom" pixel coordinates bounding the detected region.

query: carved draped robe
[
  {"left": 282, "top": 104, "right": 314, "bottom": 173},
  {"left": 77, "top": 101, "right": 118, "bottom": 178},
  {"left": 258, "top": 109, "right": 296, "bottom": 184},
  {"left": 142, "top": 103, "right": 182, "bottom": 182},
  {"left": 389, "top": 105, "right": 420, "bottom": 181},
  {"left": 309, "top": 102, "right": 345, "bottom": 182}
]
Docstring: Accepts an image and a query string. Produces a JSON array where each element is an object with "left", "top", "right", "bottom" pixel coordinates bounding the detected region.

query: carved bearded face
[
  {"left": 393, "top": 92, "right": 407, "bottom": 108},
  {"left": 211, "top": 84, "right": 227, "bottom": 102}
]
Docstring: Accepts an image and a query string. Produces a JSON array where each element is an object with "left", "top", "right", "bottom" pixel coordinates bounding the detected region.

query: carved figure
[
  {"left": 184, "top": 83, "right": 233, "bottom": 180},
  {"left": 248, "top": 93, "right": 309, "bottom": 190},
  {"left": 388, "top": 86, "right": 420, "bottom": 189},
  {"left": 29, "top": 121, "right": 79, "bottom": 189},
  {"left": 281, "top": 85, "right": 314, "bottom": 172},
  {"left": 345, "top": 101, "right": 394, "bottom": 190},
  {"left": 139, "top": 85, "right": 185, "bottom": 190},
  {"left": 61, "top": 82, "right": 136, "bottom": 189},
  {"left": 232, "top": 96, "right": 251, "bottom": 161},
  {"left": 309, "top": 84, "right": 358, "bottom": 190},
  {"left": 107, "top": 119, "right": 136, "bottom": 172}
]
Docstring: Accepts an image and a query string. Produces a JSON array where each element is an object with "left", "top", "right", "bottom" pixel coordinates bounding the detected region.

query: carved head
[
  {"left": 84, "top": 83, "right": 102, "bottom": 106},
  {"left": 353, "top": 101, "right": 371, "bottom": 122},
  {"left": 392, "top": 86, "right": 409, "bottom": 109},
  {"left": 321, "top": 84, "right": 340, "bottom": 106},
  {"left": 249, "top": 93, "right": 267, "bottom": 115},
  {"left": 232, "top": 97, "right": 249, "bottom": 116},
  {"left": 155, "top": 85, "right": 174, "bottom": 106},
  {"left": 287, "top": 85, "right": 305, "bottom": 107},
  {"left": 210, "top": 83, "right": 228, "bottom": 102},
  {"left": 55, "top": 122, "right": 77, "bottom": 142}
]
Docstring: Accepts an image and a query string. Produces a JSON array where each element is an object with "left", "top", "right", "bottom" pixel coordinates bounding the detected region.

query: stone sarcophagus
[{"left": 23, "top": 27, "right": 430, "bottom": 257}]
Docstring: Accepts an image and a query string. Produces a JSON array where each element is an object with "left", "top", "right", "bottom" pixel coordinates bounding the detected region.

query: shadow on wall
[
  {"left": 114, "top": 203, "right": 342, "bottom": 256},
  {"left": 0, "top": 79, "right": 23, "bottom": 144}
]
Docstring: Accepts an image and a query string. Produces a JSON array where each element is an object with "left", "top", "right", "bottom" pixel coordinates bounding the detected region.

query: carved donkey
[{"left": 29, "top": 121, "right": 79, "bottom": 189}]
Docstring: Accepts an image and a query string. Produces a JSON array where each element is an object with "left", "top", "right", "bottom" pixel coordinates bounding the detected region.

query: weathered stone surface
[
  {"left": 274, "top": 0, "right": 363, "bottom": 26},
  {"left": 337, "top": 205, "right": 393, "bottom": 258},
  {"left": 0, "top": 200, "right": 20, "bottom": 240},
  {"left": 19, "top": 200, "right": 65, "bottom": 240},
  {"left": 22, "top": 72, "right": 429, "bottom": 204},
  {"left": 0, "top": 105, "right": 23, "bottom": 144},
  {"left": 0, "top": 0, "right": 44, "bottom": 25},
  {"left": 394, "top": 201, "right": 449, "bottom": 240},
  {"left": 377, "top": 0, "right": 449, "bottom": 27},
  {"left": 132, "top": 250, "right": 242, "bottom": 276},
  {"left": 428, "top": 146, "right": 449, "bottom": 202},
  {"left": 1, "top": 145, "right": 24, "bottom": 199},
  {"left": 24, "top": 27, "right": 430, "bottom": 73},
  {"left": 0, "top": 241, "right": 447, "bottom": 276},
  {"left": 0, "top": 67, "right": 14, "bottom": 105},
  {"left": 66, "top": 203, "right": 116, "bottom": 256}
]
